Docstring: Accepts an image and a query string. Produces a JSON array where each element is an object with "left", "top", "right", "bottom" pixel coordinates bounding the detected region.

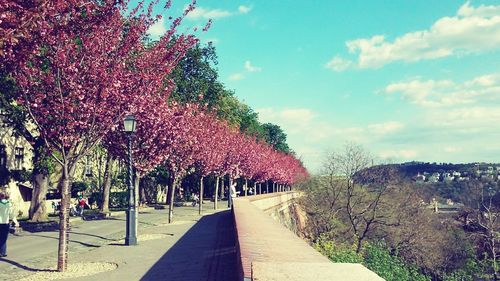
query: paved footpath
[{"left": 0, "top": 205, "right": 238, "bottom": 281}]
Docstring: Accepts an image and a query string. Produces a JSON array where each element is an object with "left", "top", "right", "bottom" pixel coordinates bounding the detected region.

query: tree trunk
[
  {"left": 29, "top": 172, "right": 49, "bottom": 222},
  {"left": 258, "top": 183, "right": 261, "bottom": 194},
  {"left": 100, "top": 155, "right": 114, "bottom": 214},
  {"left": 139, "top": 179, "right": 147, "bottom": 205},
  {"left": 57, "top": 163, "right": 75, "bottom": 272},
  {"left": 219, "top": 177, "right": 224, "bottom": 199},
  {"left": 214, "top": 176, "right": 219, "bottom": 210},
  {"left": 228, "top": 177, "right": 233, "bottom": 208},
  {"left": 266, "top": 181, "right": 269, "bottom": 193},
  {"left": 29, "top": 138, "right": 50, "bottom": 222},
  {"left": 168, "top": 176, "right": 179, "bottom": 224},
  {"left": 244, "top": 179, "right": 248, "bottom": 196},
  {"left": 356, "top": 238, "right": 363, "bottom": 254},
  {"left": 199, "top": 176, "right": 204, "bottom": 215},
  {"left": 166, "top": 177, "right": 173, "bottom": 205}
]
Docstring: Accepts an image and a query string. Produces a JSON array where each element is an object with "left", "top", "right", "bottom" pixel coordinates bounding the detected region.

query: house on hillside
[
  {"left": 429, "top": 198, "right": 464, "bottom": 214},
  {"left": 443, "top": 173, "right": 454, "bottom": 182},
  {"left": 414, "top": 173, "right": 426, "bottom": 183},
  {"left": 428, "top": 173, "right": 440, "bottom": 183}
]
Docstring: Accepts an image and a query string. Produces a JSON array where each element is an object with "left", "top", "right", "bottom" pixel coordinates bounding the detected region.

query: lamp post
[{"left": 124, "top": 115, "right": 137, "bottom": 246}]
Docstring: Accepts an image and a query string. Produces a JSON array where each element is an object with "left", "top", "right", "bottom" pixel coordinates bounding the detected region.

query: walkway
[{"left": 0, "top": 206, "right": 238, "bottom": 281}]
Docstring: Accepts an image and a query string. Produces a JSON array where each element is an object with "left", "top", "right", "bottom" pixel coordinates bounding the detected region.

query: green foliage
[
  {"left": 89, "top": 192, "right": 100, "bottom": 206},
  {"left": 363, "top": 243, "right": 430, "bottom": 281},
  {"left": 169, "top": 43, "right": 222, "bottom": 108},
  {"left": 168, "top": 43, "right": 297, "bottom": 150},
  {"left": 112, "top": 170, "right": 128, "bottom": 191},
  {"left": 71, "top": 181, "right": 89, "bottom": 197},
  {"left": 147, "top": 166, "right": 170, "bottom": 186},
  {"left": 314, "top": 236, "right": 363, "bottom": 263},
  {"left": 0, "top": 166, "right": 10, "bottom": 186},
  {"left": 32, "top": 138, "right": 56, "bottom": 175},
  {"left": 109, "top": 191, "right": 128, "bottom": 208},
  {"left": 261, "top": 123, "right": 290, "bottom": 154},
  {"left": 315, "top": 238, "right": 430, "bottom": 281},
  {"left": 10, "top": 168, "right": 31, "bottom": 182}
]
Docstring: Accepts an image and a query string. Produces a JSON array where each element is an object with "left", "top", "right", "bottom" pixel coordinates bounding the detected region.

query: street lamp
[{"left": 124, "top": 115, "right": 137, "bottom": 246}]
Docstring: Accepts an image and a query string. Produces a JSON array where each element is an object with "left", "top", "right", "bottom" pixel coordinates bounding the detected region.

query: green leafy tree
[
  {"left": 364, "top": 243, "right": 430, "bottom": 281},
  {"left": 262, "top": 123, "right": 290, "bottom": 153},
  {"left": 169, "top": 43, "right": 226, "bottom": 109}
]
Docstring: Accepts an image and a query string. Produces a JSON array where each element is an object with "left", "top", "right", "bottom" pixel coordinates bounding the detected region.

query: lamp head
[{"left": 124, "top": 115, "right": 137, "bottom": 133}]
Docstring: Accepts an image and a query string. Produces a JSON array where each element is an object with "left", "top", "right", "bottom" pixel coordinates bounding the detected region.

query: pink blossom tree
[
  {"left": 192, "top": 111, "right": 227, "bottom": 213},
  {"left": 7, "top": 1, "right": 199, "bottom": 271}
]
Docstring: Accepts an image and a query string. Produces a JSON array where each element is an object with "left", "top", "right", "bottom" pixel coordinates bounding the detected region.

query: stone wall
[{"left": 232, "top": 192, "right": 384, "bottom": 281}]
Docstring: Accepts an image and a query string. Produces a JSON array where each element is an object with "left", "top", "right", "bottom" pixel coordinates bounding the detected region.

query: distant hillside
[
  {"left": 354, "top": 162, "right": 500, "bottom": 203},
  {"left": 355, "top": 162, "right": 499, "bottom": 184}
]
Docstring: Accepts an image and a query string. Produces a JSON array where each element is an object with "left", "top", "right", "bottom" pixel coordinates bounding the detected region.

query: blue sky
[{"left": 148, "top": 0, "right": 500, "bottom": 173}]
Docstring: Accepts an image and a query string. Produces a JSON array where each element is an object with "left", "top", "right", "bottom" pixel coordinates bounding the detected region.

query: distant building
[
  {"left": 1, "top": 117, "right": 108, "bottom": 216},
  {"left": 443, "top": 173, "right": 454, "bottom": 182},
  {"left": 415, "top": 173, "right": 426, "bottom": 183},
  {"left": 428, "top": 173, "right": 440, "bottom": 183},
  {"left": 429, "top": 198, "right": 464, "bottom": 214}
]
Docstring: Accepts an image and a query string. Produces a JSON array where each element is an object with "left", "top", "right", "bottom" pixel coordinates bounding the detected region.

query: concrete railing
[{"left": 232, "top": 192, "right": 384, "bottom": 281}]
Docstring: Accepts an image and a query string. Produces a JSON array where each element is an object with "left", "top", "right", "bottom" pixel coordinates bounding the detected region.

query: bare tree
[{"left": 461, "top": 180, "right": 500, "bottom": 280}]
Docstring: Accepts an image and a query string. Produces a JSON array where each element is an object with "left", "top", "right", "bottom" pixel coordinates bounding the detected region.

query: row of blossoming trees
[
  {"left": 105, "top": 100, "right": 308, "bottom": 222},
  {"left": 1, "top": 0, "right": 307, "bottom": 272}
]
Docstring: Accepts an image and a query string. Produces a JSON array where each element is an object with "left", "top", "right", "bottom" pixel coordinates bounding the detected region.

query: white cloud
[
  {"left": 244, "top": 61, "right": 262, "bottom": 72},
  {"left": 332, "top": 2, "right": 500, "bottom": 68},
  {"left": 458, "top": 1, "right": 500, "bottom": 17},
  {"left": 147, "top": 18, "right": 167, "bottom": 37},
  {"left": 228, "top": 73, "right": 244, "bottom": 81},
  {"left": 257, "top": 107, "right": 408, "bottom": 172},
  {"left": 325, "top": 56, "right": 353, "bottom": 72},
  {"left": 384, "top": 73, "right": 500, "bottom": 108},
  {"left": 187, "top": 5, "right": 252, "bottom": 20},
  {"left": 187, "top": 7, "right": 231, "bottom": 20},
  {"left": 379, "top": 149, "right": 418, "bottom": 160},
  {"left": 368, "top": 121, "right": 404, "bottom": 135},
  {"left": 444, "top": 146, "right": 462, "bottom": 153},
  {"left": 377, "top": 71, "right": 500, "bottom": 165},
  {"left": 438, "top": 106, "right": 500, "bottom": 128},
  {"left": 238, "top": 5, "right": 252, "bottom": 14},
  {"left": 227, "top": 61, "right": 262, "bottom": 81}
]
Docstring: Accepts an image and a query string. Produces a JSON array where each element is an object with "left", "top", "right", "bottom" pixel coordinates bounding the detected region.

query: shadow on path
[
  {"left": 68, "top": 231, "right": 116, "bottom": 241},
  {"left": 105, "top": 217, "right": 157, "bottom": 227},
  {"left": 141, "top": 210, "right": 238, "bottom": 281},
  {"left": 30, "top": 234, "right": 101, "bottom": 248},
  {"left": 0, "top": 258, "right": 55, "bottom": 272}
]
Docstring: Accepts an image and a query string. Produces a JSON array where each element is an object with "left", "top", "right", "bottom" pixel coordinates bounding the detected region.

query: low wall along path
[{"left": 231, "top": 191, "right": 384, "bottom": 281}]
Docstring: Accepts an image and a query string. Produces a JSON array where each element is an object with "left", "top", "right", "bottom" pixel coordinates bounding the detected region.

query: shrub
[
  {"left": 109, "top": 191, "right": 128, "bottom": 208},
  {"left": 71, "top": 181, "right": 89, "bottom": 197},
  {"left": 314, "top": 236, "right": 363, "bottom": 263},
  {"left": 363, "top": 243, "right": 430, "bottom": 281}
]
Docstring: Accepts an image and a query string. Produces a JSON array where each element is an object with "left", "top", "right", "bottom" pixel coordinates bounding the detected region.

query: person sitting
[{"left": 191, "top": 193, "right": 199, "bottom": 207}]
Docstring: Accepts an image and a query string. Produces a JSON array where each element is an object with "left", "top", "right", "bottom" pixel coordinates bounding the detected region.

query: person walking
[
  {"left": 0, "top": 192, "right": 14, "bottom": 257},
  {"left": 77, "top": 196, "right": 87, "bottom": 216}
]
